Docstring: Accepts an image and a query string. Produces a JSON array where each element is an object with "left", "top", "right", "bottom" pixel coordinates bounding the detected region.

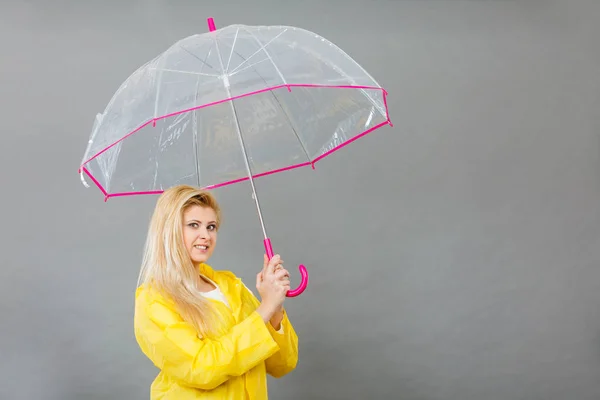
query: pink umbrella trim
[{"left": 79, "top": 83, "right": 392, "bottom": 201}]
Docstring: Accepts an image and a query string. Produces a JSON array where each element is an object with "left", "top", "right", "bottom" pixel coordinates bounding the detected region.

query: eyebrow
[{"left": 187, "top": 220, "right": 217, "bottom": 224}]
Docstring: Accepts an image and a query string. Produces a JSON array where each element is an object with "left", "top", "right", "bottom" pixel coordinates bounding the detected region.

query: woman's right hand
[{"left": 256, "top": 254, "right": 290, "bottom": 322}]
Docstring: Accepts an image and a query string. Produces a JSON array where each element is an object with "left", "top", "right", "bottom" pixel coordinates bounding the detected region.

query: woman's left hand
[
  {"left": 274, "top": 260, "right": 290, "bottom": 286},
  {"left": 261, "top": 254, "right": 290, "bottom": 285},
  {"left": 262, "top": 254, "right": 291, "bottom": 312}
]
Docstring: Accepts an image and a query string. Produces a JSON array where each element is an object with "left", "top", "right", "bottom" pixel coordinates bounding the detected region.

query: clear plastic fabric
[{"left": 80, "top": 24, "right": 391, "bottom": 196}]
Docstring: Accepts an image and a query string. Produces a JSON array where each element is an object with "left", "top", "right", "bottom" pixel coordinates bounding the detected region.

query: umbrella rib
[
  {"left": 153, "top": 55, "right": 167, "bottom": 125},
  {"left": 301, "top": 45, "right": 386, "bottom": 118},
  {"left": 238, "top": 29, "right": 312, "bottom": 162},
  {"left": 150, "top": 67, "right": 219, "bottom": 78},
  {"left": 227, "top": 47, "right": 312, "bottom": 163},
  {"left": 225, "top": 27, "right": 240, "bottom": 73},
  {"left": 177, "top": 43, "right": 216, "bottom": 70},
  {"left": 152, "top": 54, "right": 168, "bottom": 190},
  {"left": 227, "top": 57, "right": 272, "bottom": 78},
  {"left": 228, "top": 28, "right": 287, "bottom": 75},
  {"left": 192, "top": 96, "right": 201, "bottom": 187},
  {"left": 268, "top": 90, "right": 312, "bottom": 163},
  {"left": 227, "top": 48, "right": 297, "bottom": 79},
  {"left": 192, "top": 44, "right": 214, "bottom": 187},
  {"left": 241, "top": 27, "right": 288, "bottom": 86}
]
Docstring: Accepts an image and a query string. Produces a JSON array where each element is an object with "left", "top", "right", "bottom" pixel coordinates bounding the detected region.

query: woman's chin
[{"left": 190, "top": 252, "right": 211, "bottom": 264}]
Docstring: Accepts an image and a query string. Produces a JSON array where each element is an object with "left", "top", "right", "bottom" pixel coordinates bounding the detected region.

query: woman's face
[{"left": 182, "top": 205, "right": 218, "bottom": 264}]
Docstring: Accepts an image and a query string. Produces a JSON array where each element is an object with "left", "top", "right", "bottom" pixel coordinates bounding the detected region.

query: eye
[
  {"left": 188, "top": 222, "right": 199, "bottom": 228},
  {"left": 207, "top": 224, "right": 217, "bottom": 231}
]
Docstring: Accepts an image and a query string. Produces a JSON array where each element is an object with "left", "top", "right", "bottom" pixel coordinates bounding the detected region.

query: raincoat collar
[
  {"left": 198, "top": 263, "right": 248, "bottom": 323},
  {"left": 198, "top": 262, "right": 216, "bottom": 279}
]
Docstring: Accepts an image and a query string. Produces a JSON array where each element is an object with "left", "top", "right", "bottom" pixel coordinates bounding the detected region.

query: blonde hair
[{"left": 137, "top": 184, "right": 224, "bottom": 338}]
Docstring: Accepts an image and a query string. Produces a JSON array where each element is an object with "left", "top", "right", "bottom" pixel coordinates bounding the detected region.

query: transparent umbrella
[{"left": 79, "top": 17, "right": 393, "bottom": 297}]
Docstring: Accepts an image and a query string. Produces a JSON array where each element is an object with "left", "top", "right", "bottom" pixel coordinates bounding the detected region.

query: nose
[{"left": 197, "top": 226, "right": 209, "bottom": 239}]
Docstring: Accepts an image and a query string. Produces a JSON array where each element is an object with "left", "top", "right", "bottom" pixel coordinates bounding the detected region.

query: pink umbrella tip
[{"left": 207, "top": 17, "right": 216, "bottom": 32}]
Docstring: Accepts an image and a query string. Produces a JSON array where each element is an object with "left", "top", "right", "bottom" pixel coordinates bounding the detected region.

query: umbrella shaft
[
  {"left": 228, "top": 101, "right": 269, "bottom": 240},
  {"left": 211, "top": 34, "right": 268, "bottom": 240}
]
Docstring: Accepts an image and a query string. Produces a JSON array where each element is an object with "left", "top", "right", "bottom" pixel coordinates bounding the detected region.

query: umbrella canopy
[
  {"left": 79, "top": 18, "right": 391, "bottom": 198},
  {"left": 79, "top": 18, "right": 393, "bottom": 297}
]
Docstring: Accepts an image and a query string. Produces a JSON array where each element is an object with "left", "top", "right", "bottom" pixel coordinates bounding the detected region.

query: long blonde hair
[{"left": 137, "top": 184, "right": 224, "bottom": 338}]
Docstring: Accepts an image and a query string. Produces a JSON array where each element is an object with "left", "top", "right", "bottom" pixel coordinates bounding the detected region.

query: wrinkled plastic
[
  {"left": 134, "top": 263, "right": 298, "bottom": 398},
  {"left": 79, "top": 23, "right": 391, "bottom": 197}
]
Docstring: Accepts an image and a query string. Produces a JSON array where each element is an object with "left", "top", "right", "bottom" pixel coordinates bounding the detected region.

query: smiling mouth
[{"left": 194, "top": 245, "right": 209, "bottom": 250}]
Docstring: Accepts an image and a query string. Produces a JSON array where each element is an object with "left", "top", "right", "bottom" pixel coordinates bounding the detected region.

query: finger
[
  {"left": 256, "top": 272, "right": 262, "bottom": 289},
  {"left": 267, "top": 254, "right": 280, "bottom": 274},
  {"left": 262, "top": 255, "right": 275, "bottom": 278},
  {"left": 277, "top": 280, "right": 290, "bottom": 288},
  {"left": 274, "top": 261, "right": 285, "bottom": 272},
  {"left": 274, "top": 269, "right": 290, "bottom": 280},
  {"left": 268, "top": 254, "right": 280, "bottom": 267}
]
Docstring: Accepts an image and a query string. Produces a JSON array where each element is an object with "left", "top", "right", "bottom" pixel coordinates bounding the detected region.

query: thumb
[{"left": 256, "top": 272, "right": 262, "bottom": 288}]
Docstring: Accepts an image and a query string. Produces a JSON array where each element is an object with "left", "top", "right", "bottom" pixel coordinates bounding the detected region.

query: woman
[{"left": 134, "top": 185, "right": 298, "bottom": 399}]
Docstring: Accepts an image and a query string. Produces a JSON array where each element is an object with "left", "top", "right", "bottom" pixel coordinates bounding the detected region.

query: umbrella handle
[{"left": 264, "top": 238, "right": 309, "bottom": 297}]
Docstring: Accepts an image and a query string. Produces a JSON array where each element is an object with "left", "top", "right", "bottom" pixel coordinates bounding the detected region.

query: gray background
[{"left": 1, "top": 0, "right": 599, "bottom": 399}]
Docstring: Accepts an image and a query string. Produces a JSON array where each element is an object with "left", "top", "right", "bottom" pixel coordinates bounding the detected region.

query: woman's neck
[{"left": 197, "top": 274, "right": 216, "bottom": 293}]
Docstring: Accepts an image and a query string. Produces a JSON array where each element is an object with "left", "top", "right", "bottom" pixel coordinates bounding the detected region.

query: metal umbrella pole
[{"left": 210, "top": 20, "right": 308, "bottom": 297}]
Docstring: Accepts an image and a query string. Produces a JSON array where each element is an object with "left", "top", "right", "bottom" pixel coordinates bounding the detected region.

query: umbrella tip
[{"left": 207, "top": 17, "right": 216, "bottom": 32}]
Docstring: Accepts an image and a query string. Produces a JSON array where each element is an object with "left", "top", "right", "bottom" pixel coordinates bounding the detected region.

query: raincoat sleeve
[
  {"left": 240, "top": 281, "right": 299, "bottom": 378},
  {"left": 264, "top": 308, "right": 299, "bottom": 378},
  {"left": 133, "top": 286, "right": 280, "bottom": 390}
]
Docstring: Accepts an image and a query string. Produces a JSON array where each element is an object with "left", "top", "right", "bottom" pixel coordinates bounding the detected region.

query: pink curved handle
[
  {"left": 264, "top": 238, "right": 309, "bottom": 298},
  {"left": 286, "top": 264, "right": 308, "bottom": 297}
]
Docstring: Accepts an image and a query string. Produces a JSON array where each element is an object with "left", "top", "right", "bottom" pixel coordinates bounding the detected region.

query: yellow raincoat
[{"left": 134, "top": 263, "right": 299, "bottom": 399}]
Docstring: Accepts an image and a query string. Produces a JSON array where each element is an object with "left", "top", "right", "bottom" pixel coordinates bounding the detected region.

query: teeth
[{"left": 195, "top": 245, "right": 207, "bottom": 250}]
